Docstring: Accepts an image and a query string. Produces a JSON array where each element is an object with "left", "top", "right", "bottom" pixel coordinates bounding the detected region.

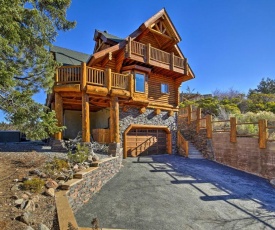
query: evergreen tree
[{"left": 0, "top": 0, "right": 75, "bottom": 139}]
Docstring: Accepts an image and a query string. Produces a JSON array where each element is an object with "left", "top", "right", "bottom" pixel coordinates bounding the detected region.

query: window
[
  {"left": 161, "top": 83, "right": 169, "bottom": 94},
  {"left": 135, "top": 73, "right": 145, "bottom": 92}
]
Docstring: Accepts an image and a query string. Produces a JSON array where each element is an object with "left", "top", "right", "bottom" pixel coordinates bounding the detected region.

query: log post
[
  {"left": 206, "top": 115, "right": 213, "bottom": 139},
  {"left": 187, "top": 105, "right": 192, "bottom": 124},
  {"left": 105, "top": 68, "right": 112, "bottom": 93},
  {"left": 146, "top": 43, "right": 151, "bottom": 64},
  {"left": 54, "top": 93, "right": 63, "bottom": 140},
  {"left": 196, "top": 108, "right": 201, "bottom": 133},
  {"left": 110, "top": 97, "right": 120, "bottom": 143},
  {"left": 55, "top": 69, "right": 59, "bottom": 85},
  {"left": 128, "top": 37, "right": 132, "bottom": 58},
  {"left": 82, "top": 91, "right": 90, "bottom": 142},
  {"left": 129, "top": 73, "right": 134, "bottom": 98},
  {"left": 184, "top": 58, "right": 188, "bottom": 75},
  {"left": 230, "top": 117, "right": 237, "bottom": 143},
  {"left": 81, "top": 62, "right": 87, "bottom": 90},
  {"left": 170, "top": 52, "right": 174, "bottom": 71},
  {"left": 259, "top": 119, "right": 267, "bottom": 149}
]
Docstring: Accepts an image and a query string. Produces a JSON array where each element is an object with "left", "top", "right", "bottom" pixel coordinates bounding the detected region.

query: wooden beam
[
  {"left": 110, "top": 97, "right": 120, "bottom": 143},
  {"left": 170, "top": 52, "right": 174, "bottom": 71},
  {"left": 154, "top": 108, "right": 161, "bottom": 115},
  {"left": 81, "top": 62, "right": 87, "bottom": 90},
  {"left": 146, "top": 43, "right": 151, "bottom": 64},
  {"left": 82, "top": 91, "right": 90, "bottom": 142},
  {"left": 187, "top": 105, "right": 192, "bottom": 124},
  {"left": 196, "top": 108, "right": 201, "bottom": 133},
  {"left": 230, "top": 117, "right": 237, "bottom": 143},
  {"left": 101, "top": 52, "right": 112, "bottom": 67},
  {"left": 206, "top": 115, "right": 213, "bottom": 139},
  {"left": 139, "top": 107, "right": 146, "bottom": 114},
  {"left": 149, "top": 28, "right": 174, "bottom": 41},
  {"left": 105, "top": 68, "right": 112, "bottom": 93},
  {"left": 127, "top": 37, "right": 132, "bottom": 58},
  {"left": 259, "top": 119, "right": 267, "bottom": 149},
  {"left": 54, "top": 93, "right": 63, "bottom": 140},
  {"left": 129, "top": 74, "right": 134, "bottom": 98}
]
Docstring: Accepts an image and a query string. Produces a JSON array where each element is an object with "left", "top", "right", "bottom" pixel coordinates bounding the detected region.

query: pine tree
[{"left": 0, "top": 0, "right": 75, "bottom": 139}]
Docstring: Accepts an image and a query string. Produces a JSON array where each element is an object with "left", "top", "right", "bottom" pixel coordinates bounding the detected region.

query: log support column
[
  {"left": 110, "top": 97, "right": 120, "bottom": 143},
  {"left": 82, "top": 91, "right": 90, "bottom": 142},
  {"left": 54, "top": 93, "right": 63, "bottom": 140}
]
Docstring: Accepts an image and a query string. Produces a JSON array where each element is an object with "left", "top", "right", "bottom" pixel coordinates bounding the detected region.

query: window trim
[
  {"left": 161, "top": 83, "right": 169, "bottom": 94},
  {"left": 135, "top": 72, "right": 146, "bottom": 93}
]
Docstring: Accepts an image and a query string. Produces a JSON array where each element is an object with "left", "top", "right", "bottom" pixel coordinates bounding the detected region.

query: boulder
[
  {"left": 45, "top": 180, "right": 58, "bottom": 189},
  {"left": 38, "top": 223, "right": 50, "bottom": 230},
  {"left": 45, "top": 188, "right": 55, "bottom": 197}
]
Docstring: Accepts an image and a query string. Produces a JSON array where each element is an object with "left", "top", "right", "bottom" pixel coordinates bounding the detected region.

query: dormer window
[
  {"left": 135, "top": 73, "right": 145, "bottom": 93},
  {"left": 161, "top": 83, "right": 169, "bottom": 94}
]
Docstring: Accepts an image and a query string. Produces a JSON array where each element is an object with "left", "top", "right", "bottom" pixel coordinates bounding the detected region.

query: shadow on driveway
[{"left": 75, "top": 155, "right": 275, "bottom": 230}]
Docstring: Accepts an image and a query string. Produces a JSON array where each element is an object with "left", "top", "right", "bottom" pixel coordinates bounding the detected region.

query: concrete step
[{"left": 188, "top": 143, "right": 204, "bottom": 159}]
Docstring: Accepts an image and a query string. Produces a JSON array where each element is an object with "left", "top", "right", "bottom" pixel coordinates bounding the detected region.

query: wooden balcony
[
  {"left": 126, "top": 39, "right": 190, "bottom": 75},
  {"left": 55, "top": 65, "right": 132, "bottom": 98}
]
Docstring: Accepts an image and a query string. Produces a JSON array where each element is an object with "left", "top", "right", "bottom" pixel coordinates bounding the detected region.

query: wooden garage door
[{"left": 126, "top": 129, "right": 167, "bottom": 157}]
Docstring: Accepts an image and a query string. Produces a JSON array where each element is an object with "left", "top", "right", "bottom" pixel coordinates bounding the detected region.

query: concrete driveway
[{"left": 75, "top": 155, "right": 275, "bottom": 230}]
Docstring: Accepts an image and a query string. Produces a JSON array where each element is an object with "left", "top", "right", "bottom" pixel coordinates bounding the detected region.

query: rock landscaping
[{"left": 0, "top": 139, "right": 119, "bottom": 230}]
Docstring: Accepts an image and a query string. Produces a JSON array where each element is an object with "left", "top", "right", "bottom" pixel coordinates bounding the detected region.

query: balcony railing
[
  {"left": 111, "top": 72, "right": 128, "bottom": 89},
  {"left": 55, "top": 66, "right": 130, "bottom": 91},
  {"left": 87, "top": 67, "right": 105, "bottom": 86},
  {"left": 57, "top": 65, "right": 81, "bottom": 83},
  {"left": 128, "top": 40, "right": 187, "bottom": 72}
]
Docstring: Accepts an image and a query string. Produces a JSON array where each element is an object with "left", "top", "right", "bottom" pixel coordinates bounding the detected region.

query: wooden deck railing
[
  {"left": 174, "top": 56, "right": 185, "bottom": 68},
  {"left": 56, "top": 66, "right": 131, "bottom": 92},
  {"left": 111, "top": 73, "right": 129, "bottom": 89},
  {"left": 56, "top": 65, "right": 81, "bottom": 84},
  {"left": 177, "top": 131, "right": 189, "bottom": 157},
  {"left": 150, "top": 47, "right": 170, "bottom": 64},
  {"left": 178, "top": 105, "right": 274, "bottom": 149},
  {"left": 87, "top": 67, "right": 105, "bottom": 86},
  {"left": 128, "top": 39, "right": 186, "bottom": 71},
  {"left": 131, "top": 40, "right": 145, "bottom": 56}
]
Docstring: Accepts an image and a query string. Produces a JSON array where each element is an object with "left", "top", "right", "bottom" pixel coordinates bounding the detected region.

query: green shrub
[
  {"left": 23, "top": 178, "right": 45, "bottom": 193},
  {"left": 68, "top": 143, "right": 89, "bottom": 164}
]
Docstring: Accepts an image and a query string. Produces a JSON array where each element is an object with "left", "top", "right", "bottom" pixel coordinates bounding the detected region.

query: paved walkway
[{"left": 75, "top": 155, "right": 275, "bottom": 230}]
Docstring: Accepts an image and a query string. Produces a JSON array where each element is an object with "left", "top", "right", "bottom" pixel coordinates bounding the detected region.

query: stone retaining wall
[
  {"left": 119, "top": 107, "right": 178, "bottom": 154},
  {"left": 212, "top": 132, "right": 275, "bottom": 179},
  {"left": 67, "top": 150, "right": 122, "bottom": 212}
]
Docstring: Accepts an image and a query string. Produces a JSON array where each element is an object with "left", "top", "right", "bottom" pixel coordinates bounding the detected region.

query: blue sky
[
  {"left": 53, "top": 0, "right": 275, "bottom": 95},
  {"left": 1, "top": 0, "right": 275, "bottom": 122}
]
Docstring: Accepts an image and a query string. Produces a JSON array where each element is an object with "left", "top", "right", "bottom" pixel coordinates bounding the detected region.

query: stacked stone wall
[{"left": 67, "top": 147, "right": 122, "bottom": 212}]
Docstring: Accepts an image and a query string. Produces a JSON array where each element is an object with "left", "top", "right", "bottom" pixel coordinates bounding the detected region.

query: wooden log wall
[{"left": 148, "top": 73, "right": 176, "bottom": 106}]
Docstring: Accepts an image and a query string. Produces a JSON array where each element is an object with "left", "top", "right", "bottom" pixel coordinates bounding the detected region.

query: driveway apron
[{"left": 75, "top": 155, "right": 275, "bottom": 230}]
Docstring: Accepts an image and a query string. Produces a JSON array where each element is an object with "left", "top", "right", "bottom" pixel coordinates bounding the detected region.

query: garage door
[{"left": 126, "top": 129, "right": 167, "bottom": 157}]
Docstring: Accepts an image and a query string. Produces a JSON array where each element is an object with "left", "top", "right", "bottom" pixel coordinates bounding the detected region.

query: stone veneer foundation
[
  {"left": 65, "top": 144, "right": 122, "bottom": 212},
  {"left": 119, "top": 107, "right": 178, "bottom": 154}
]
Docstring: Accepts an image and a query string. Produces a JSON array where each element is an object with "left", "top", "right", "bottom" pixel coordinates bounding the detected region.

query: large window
[
  {"left": 135, "top": 73, "right": 145, "bottom": 92},
  {"left": 161, "top": 83, "right": 169, "bottom": 94}
]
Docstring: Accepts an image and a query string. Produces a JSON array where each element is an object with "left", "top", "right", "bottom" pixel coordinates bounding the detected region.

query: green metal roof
[
  {"left": 95, "top": 30, "right": 125, "bottom": 43},
  {"left": 50, "top": 46, "right": 90, "bottom": 65}
]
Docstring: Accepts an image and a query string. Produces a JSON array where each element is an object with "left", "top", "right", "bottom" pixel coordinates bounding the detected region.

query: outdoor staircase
[{"left": 188, "top": 143, "right": 204, "bottom": 159}]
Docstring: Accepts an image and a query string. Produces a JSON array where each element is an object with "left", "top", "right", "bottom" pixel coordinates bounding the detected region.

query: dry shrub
[
  {"left": 12, "top": 151, "right": 46, "bottom": 168},
  {"left": 23, "top": 177, "right": 45, "bottom": 193}
]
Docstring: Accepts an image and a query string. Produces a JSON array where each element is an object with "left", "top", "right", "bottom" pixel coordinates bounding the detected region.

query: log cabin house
[{"left": 46, "top": 9, "right": 195, "bottom": 158}]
